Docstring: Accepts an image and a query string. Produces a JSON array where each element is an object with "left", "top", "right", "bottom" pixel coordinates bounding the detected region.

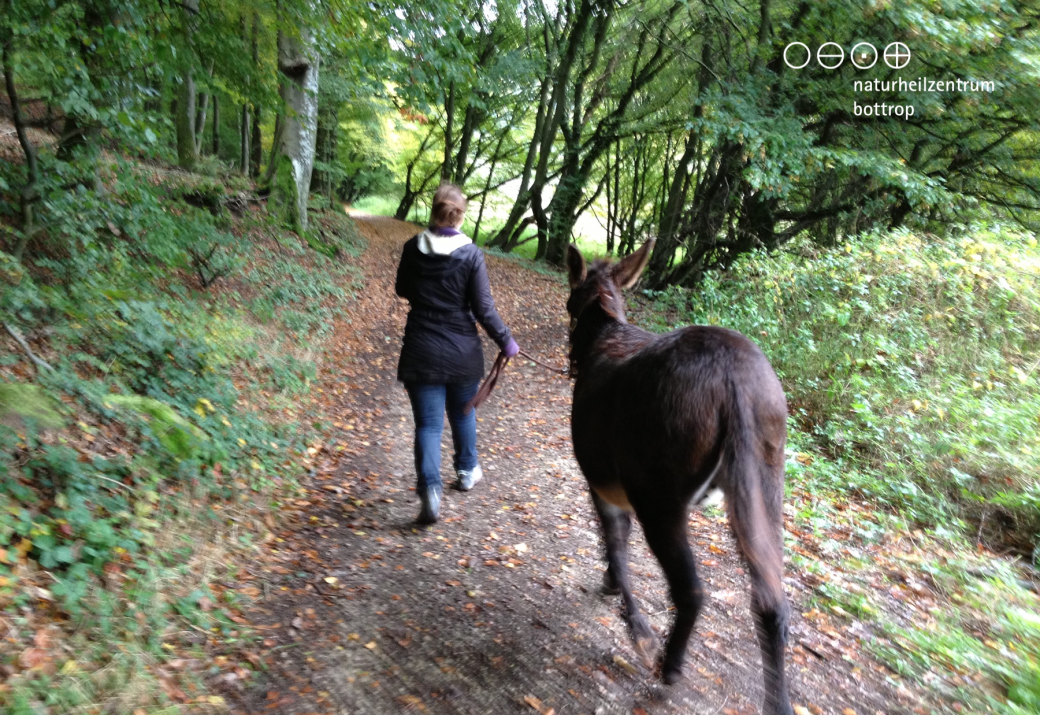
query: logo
[
  {"left": 783, "top": 42, "right": 811, "bottom": 70},
  {"left": 883, "top": 42, "right": 911, "bottom": 69},
  {"left": 816, "top": 43, "right": 844, "bottom": 70},
  {"left": 851, "top": 42, "right": 878, "bottom": 69},
  {"left": 783, "top": 41, "right": 911, "bottom": 70}
]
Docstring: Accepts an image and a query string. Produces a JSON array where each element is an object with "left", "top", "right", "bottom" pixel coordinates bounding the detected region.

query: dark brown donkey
[{"left": 566, "top": 240, "right": 794, "bottom": 715}]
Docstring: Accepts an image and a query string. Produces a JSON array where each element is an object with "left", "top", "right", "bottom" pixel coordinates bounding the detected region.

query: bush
[{"left": 638, "top": 225, "right": 1040, "bottom": 549}]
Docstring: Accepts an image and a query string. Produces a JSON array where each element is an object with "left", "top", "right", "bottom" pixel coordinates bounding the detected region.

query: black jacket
[{"left": 395, "top": 233, "right": 512, "bottom": 384}]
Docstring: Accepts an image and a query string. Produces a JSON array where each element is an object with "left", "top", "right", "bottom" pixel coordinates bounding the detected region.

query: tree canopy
[{"left": 3, "top": 0, "right": 1039, "bottom": 274}]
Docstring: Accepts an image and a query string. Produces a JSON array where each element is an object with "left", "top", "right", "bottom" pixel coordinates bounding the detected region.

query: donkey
[{"left": 566, "top": 240, "right": 793, "bottom": 715}]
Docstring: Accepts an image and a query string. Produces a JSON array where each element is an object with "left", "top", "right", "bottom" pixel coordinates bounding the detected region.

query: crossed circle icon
[
  {"left": 883, "top": 42, "right": 911, "bottom": 69},
  {"left": 782, "top": 41, "right": 911, "bottom": 69}
]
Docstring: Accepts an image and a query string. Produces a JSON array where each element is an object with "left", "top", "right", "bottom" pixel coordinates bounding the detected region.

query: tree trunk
[
  {"left": 395, "top": 124, "right": 437, "bottom": 220},
  {"left": 194, "top": 89, "right": 210, "bottom": 155},
  {"left": 488, "top": 75, "right": 550, "bottom": 249},
  {"left": 472, "top": 128, "right": 508, "bottom": 244},
  {"left": 211, "top": 96, "right": 220, "bottom": 156},
  {"left": 2, "top": 37, "right": 39, "bottom": 260},
  {"left": 270, "top": 27, "right": 320, "bottom": 232},
  {"left": 648, "top": 131, "right": 698, "bottom": 279},
  {"left": 452, "top": 101, "right": 481, "bottom": 186},
  {"left": 240, "top": 103, "right": 251, "bottom": 175},
  {"left": 194, "top": 60, "right": 215, "bottom": 155},
  {"left": 249, "top": 12, "right": 262, "bottom": 177},
  {"left": 312, "top": 101, "right": 339, "bottom": 201},
  {"left": 441, "top": 80, "right": 456, "bottom": 182},
  {"left": 250, "top": 107, "right": 262, "bottom": 177},
  {"left": 175, "top": 0, "right": 200, "bottom": 171},
  {"left": 176, "top": 72, "right": 197, "bottom": 170},
  {"left": 263, "top": 111, "right": 284, "bottom": 185}
]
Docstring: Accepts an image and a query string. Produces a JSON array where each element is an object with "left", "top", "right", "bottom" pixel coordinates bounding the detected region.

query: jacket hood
[{"left": 417, "top": 229, "right": 472, "bottom": 256}]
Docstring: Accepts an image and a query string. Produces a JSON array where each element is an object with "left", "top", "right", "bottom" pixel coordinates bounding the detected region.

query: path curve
[{"left": 227, "top": 215, "right": 916, "bottom": 715}]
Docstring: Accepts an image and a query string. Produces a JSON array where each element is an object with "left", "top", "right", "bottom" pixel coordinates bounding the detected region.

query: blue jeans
[{"left": 405, "top": 381, "right": 479, "bottom": 492}]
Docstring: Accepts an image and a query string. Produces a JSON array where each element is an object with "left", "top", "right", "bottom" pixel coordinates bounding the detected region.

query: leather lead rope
[
  {"left": 464, "top": 348, "right": 568, "bottom": 414},
  {"left": 517, "top": 349, "right": 569, "bottom": 375}
]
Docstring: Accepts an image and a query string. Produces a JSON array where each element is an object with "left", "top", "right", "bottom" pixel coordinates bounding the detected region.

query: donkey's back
[
  {"left": 566, "top": 242, "right": 793, "bottom": 715},
  {"left": 573, "top": 324, "right": 786, "bottom": 507}
]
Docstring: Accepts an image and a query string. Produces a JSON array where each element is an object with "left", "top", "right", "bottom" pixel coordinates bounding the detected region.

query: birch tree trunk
[{"left": 270, "top": 27, "right": 320, "bottom": 232}]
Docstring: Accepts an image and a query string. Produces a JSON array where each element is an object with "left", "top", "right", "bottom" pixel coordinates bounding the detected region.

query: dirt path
[{"left": 225, "top": 215, "right": 920, "bottom": 715}]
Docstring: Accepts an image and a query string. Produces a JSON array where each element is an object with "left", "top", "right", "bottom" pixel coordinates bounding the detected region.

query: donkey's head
[{"left": 565, "top": 239, "right": 655, "bottom": 332}]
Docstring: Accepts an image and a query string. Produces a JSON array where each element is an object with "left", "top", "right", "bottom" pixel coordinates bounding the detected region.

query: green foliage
[
  {"left": 640, "top": 225, "right": 1040, "bottom": 546},
  {"left": 102, "top": 395, "right": 205, "bottom": 461},
  {"left": 0, "top": 143, "right": 361, "bottom": 707},
  {"left": 0, "top": 383, "right": 65, "bottom": 431}
]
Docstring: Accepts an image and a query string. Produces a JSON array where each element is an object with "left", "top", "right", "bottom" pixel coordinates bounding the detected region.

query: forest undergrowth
[{"left": 1, "top": 149, "right": 364, "bottom": 712}]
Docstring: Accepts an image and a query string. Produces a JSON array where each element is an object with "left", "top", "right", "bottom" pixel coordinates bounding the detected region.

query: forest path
[{"left": 227, "top": 215, "right": 917, "bottom": 715}]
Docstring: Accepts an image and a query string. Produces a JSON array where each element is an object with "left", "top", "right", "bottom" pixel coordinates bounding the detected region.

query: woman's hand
[{"left": 504, "top": 338, "right": 520, "bottom": 358}]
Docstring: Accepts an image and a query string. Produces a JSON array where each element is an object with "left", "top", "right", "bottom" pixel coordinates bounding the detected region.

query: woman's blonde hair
[{"left": 430, "top": 183, "right": 467, "bottom": 228}]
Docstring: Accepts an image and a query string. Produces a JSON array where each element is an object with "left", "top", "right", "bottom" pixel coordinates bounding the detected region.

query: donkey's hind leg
[
  {"left": 637, "top": 502, "right": 704, "bottom": 684},
  {"left": 590, "top": 490, "right": 657, "bottom": 664},
  {"left": 726, "top": 466, "right": 794, "bottom": 715}
]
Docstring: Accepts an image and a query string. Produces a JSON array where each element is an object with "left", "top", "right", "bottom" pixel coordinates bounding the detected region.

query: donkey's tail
[
  {"left": 721, "top": 382, "right": 786, "bottom": 599},
  {"left": 722, "top": 381, "right": 792, "bottom": 714}
]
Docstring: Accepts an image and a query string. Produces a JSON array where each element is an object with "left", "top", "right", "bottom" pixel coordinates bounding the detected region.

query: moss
[
  {"left": 270, "top": 155, "right": 301, "bottom": 234},
  {"left": 0, "top": 251, "right": 24, "bottom": 286}
]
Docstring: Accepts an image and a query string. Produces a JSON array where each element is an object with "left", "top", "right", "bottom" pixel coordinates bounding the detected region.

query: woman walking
[{"left": 395, "top": 183, "right": 519, "bottom": 524}]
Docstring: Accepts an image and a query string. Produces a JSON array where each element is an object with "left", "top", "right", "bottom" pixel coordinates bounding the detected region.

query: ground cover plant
[{"left": 0, "top": 151, "right": 364, "bottom": 711}]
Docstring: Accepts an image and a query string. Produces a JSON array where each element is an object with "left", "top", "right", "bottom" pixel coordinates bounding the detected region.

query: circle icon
[
  {"left": 850, "top": 42, "right": 878, "bottom": 69},
  {"left": 817, "top": 42, "right": 845, "bottom": 70},
  {"left": 883, "top": 42, "right": 911, "bottom": 69},
  {"left": 783, "top": 42, "right": 811, "bottom": 69}
]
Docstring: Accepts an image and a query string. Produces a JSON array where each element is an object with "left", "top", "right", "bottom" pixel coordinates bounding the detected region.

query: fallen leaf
[{"left": 613, "top": 654, "right": 638, "bottom": 675}]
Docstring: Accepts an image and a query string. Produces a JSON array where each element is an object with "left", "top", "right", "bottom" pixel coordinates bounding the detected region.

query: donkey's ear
[
  {"left": 611, "top": 238, "right": 655, "bottom": 290},
  {"left": 567, "top": 244, "right": 587, "bottom": 289}
]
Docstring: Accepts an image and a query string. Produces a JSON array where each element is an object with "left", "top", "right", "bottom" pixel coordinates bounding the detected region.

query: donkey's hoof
[
  {"left": 661, "top": 664, "right": 684, "bottom": 685},
  {"left": 630, "top": 618, "right": 659, "bottom": 667},
  {"left": 601, "top": 570, "right": 620, "bottom": 595},
  {"left": 633, "top": 635, "right": 658, "bottom": 667}
]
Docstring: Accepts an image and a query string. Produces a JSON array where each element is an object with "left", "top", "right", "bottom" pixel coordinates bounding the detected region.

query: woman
[{"left": 395, "top": 183, "right": 519, "bottom": 524}]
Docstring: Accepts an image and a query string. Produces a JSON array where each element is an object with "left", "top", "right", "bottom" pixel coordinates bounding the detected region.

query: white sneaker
[{"left": 455, "top": 464, "right": 483, "bottom": 491}]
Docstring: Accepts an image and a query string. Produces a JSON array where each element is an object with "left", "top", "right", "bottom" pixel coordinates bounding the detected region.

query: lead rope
[{"left": 464, "top": 348, "right": 569, "bottom": 414}]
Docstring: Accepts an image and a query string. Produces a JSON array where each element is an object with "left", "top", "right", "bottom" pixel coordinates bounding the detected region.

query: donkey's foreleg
[
  {"left": 590, "top": 490, "right": 657, "bottom": 664},
  {"left": 639, "top": 508, "right": 704, "bottom": 684}
]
